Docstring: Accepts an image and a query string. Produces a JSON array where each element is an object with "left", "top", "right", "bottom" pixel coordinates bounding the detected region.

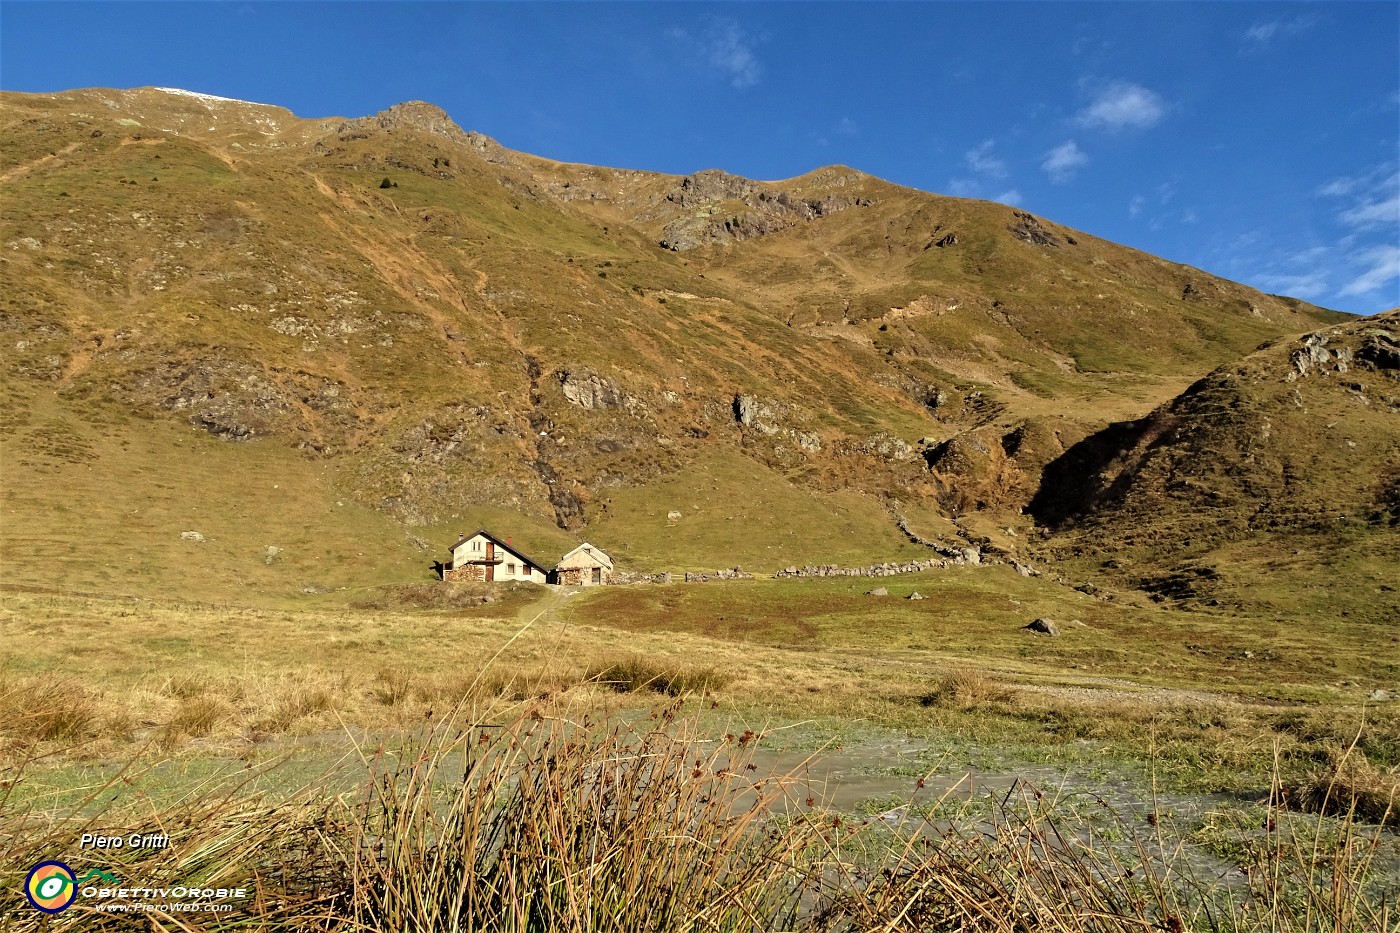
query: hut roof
[
  {"left": 450, "top": 529, "right": 548, "bottom": 570},
  {"left": 556, "top": 542, "right": 613, "bottom": 571}
]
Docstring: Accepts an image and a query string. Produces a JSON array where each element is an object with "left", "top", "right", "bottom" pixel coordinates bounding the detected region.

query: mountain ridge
[{"left": 1, "top": 86, "right": 1374, "bottom": 605}]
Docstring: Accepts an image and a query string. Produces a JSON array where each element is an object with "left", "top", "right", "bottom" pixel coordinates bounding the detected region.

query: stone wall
[
  {"left": 442, "top": 563, "right": 487, "bottom": 582},
  {"left": 772, "top": 554, "right": 989, "bottom": 578},
  {"left": 683, "top": 567, "right": 754, "bottom": 583}
]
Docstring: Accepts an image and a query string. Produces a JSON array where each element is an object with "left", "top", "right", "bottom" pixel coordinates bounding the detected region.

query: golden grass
[
  {"left": 1292, "top": 747, "right": 1399, "bottom": 828},
  {"left": 919, "top": 667, "right": 1013, "bottom": 709},
  {"left": 3, "top": 585, "right": 1398, "bottom": 803},
  {"left": 1, "top": 701, "right": 1394, "bottom": 931}
]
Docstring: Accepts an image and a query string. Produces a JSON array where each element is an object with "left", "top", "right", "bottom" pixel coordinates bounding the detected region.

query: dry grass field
[
  {"left": 2, "top": 569, "right": 1397, "bottom": 931},
  {"left": 4, "top": 566, "right": 1395, "bottom": 799}
]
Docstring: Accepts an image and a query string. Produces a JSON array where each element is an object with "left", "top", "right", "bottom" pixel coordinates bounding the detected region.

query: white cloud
[
  {"left": 1042, "top": 140, "right": 1087, "bottom": 183},
  {"left": 1077, "top": 80, "right": 1167, "bottom": 131},
  {"left": 1339, "top": 244, "right": 1400, "bottom": 298},
  {"left": 1128, "top": 194, "right": 1146, "bottom": 218},
  {"left": 947, "top": 178, "right": 979, "bottom": 198},
  {"left": 707, "top": 21, "right": 761, "bottom": 88},
  {"left": 1255, "top": 271, "right": 1331, "bottom": 301},
  {"left": 1243, "top": 15, "right": 1319, "bottom": 48},
  {"left": 1341, "top": 194, "right": 1400, "bottom": 229},
  {"left": 964, "top": 139, "right": 1007, "bottom": 177},
  {"left": 1288, "top": 246, "right": 1332, "bottom": 266},
  {"left": 1317, "top": 176, "right": 1359, "bottom": 198},
  {"left": 946, "top": 179, "right": 1021, "bottom": 206},
  {"left": 1320, "top": 165, "right": 1400, "bottom": 231},
  {"left": 669, "top": 21, "right": 762, "bottom": 88},
  {"left": 835, "top": 116, "right": 859, "bottom": 137}
]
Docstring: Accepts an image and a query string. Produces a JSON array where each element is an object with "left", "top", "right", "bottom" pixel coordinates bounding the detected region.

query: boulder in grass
[
  {"left": 1026, "top": 618, "right": 1060, "bottom": 636},
  {"left": 867, "top": 586, "right": 888, "bottom": 597}
]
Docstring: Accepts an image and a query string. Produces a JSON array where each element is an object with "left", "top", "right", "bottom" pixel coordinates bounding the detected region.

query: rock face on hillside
[
  {"left": 343, "top": 101, "right": 469, "bottom": 141},
  {"left": 657, "top": 169, "right": 872, "bottom": 250}
]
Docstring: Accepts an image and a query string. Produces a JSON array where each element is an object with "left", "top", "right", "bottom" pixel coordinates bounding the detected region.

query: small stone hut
[{"left": 554, "top": 542, "right": 614, "bottom": 586}]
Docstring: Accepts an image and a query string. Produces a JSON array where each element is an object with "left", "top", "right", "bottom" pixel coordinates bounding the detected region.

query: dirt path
[
  {"left": 1011, "top": 677, "right": 1241, "bottom": 708},
  {"left": 1, "top": 142, "right": 81, "bottom": 183},
  {"left": 514, "top": 585, "right": 580, "bottom": 629},
  {"left": 59, "top": 328, "right": 116, "bottom": 384}
]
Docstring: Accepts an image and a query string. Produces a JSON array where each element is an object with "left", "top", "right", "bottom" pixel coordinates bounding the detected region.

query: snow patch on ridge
[{"left": 153, "top": 87, "right": 258, "bottom": 106}]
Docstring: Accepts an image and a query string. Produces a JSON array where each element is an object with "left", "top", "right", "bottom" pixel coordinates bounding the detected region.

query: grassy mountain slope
[
  {"left": 0, "top": 87, "right": 1358, "bottom": 600},
  {"left": 1031, "top": 311, "right": 1400, "bottom": 622}
]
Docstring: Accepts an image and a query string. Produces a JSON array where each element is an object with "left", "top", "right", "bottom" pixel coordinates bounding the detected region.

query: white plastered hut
[
  {"left": 443, "top": 529, "right": 549, "bottom": 584},
  {"left": 554, "top": 542, "right": 614, "bottom": 586}
]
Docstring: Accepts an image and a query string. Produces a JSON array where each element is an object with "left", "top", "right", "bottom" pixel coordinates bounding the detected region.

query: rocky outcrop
[
  {"left": 731, "top": 395, "right": 822, "bottom": 453},
  {"left": 1357, "top": 329, "right": 1400, "bottom": 370},
  {"left": 1008, "top": 211, "right": 1061, "bottom": 247},
  {"left": 340, "top": 101, "right": 468, "bottom": 141},
  {"left": 151, "top": 360, "right": 304, "bottom": 442},
  {"left": 1290, "top": 331, "right": 1354, "bottom": 378},
  {"left": 658, "top": 170, "right": 872, "bottom": 251},
  {"left": 854, "top": 433, "right": 914, "bottom": 461},
  {"left": 559, "top": 367, "right": 626, "bottom": 411},
  {"left": 463, "top": 131, "right": 514, "bottom": 164},
  {"left": 734, "top": 394, "right": 783, "bottom": 431},
  {"left": 925, "top": 429, "right": 1027, "bottom": 512},
  {"left": 666, "top": 170, "right": 755, "bottom": 207}
]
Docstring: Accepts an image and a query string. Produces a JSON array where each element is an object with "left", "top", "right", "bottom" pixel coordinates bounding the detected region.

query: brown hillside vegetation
[
  {"left": 1032, "top": 311, "right": 1400, "bottom": 619},
  {"left": 0, "top": 86, "right": 1368, "bottom": 602}
]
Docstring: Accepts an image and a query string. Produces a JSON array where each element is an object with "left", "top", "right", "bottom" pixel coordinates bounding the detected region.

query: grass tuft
[
  {"left": 919, "top": 666, "right": 1013, "bottom": 709},
  {"left": 166, "top": 694, "right": 232, "bottom": 740},
  {"left": 585, "top": 654, "right": 733, "bottom": 697},
  {"left": 1292, "top": 747, "right": 1398, "bottom": 827},
  {"left": 0, "top": 674, "right": 101, "bottom": 744},
  {"left": 371, "top": 667, "right": 415, "bottom": 706}
]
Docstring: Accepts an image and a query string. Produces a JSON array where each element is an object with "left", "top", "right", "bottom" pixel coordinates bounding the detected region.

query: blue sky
[{"left": 3, "top": 2, "right": 1397, "bottom": 313}]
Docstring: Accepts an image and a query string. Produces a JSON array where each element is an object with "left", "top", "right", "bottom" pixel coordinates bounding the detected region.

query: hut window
[
  {"left": 507, "top": 563, "right": 515, "bottom": 575},
  {"left": 523, "top": 565, "right": 531, "bottom": 577}
]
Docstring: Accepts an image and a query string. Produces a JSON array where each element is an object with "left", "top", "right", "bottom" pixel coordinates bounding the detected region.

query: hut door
[
  {"left": 592, "top": 567, "right": 602, "bottom": 585},
  {"left": 485, "top": 541, "right": 495, "bottom": 581}
]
